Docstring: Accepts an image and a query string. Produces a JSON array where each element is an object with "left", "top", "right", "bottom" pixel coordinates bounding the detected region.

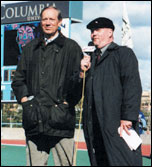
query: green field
[{"left": 1, "top": 145, "right": 151, "bottom": 166}]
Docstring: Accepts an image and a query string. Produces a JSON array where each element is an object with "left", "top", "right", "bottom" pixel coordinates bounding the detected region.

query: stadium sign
[{"left": 1, "top": 1, "right": 69, "bottom": 24}]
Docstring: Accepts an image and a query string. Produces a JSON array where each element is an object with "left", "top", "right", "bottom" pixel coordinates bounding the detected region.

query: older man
[
  {"left": 81, "top": 17, "right": 142, "bottom": 166},
  {"left": 12, "top": 6, "right": 82, "bottom": 166}
]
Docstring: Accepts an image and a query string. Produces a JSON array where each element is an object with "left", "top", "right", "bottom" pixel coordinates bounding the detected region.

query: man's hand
[
  {"left": 119, "top": 120, "right": 132, "bottom": 137},
  {"left": 21, "top": 97, "right": 28, "bottom": 103},
  {"left": 81, "top": 54, "right": 91, "bottom": 71},
  {"left": 80, "top": 54, "right": 91, "bottom": 78}
]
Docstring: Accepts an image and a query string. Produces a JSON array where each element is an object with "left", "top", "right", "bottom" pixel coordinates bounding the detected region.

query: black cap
[{"left": 87, "top": 17, "right": 115, "bottom": 31}]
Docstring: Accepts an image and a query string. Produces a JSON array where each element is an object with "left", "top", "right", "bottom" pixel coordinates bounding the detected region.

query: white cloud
[
  {"left": 71, "top": 1, "right": 151, "bottom": 91},
  {"left": 83, "top": 1, "right": 123, "bottom": 22},
  {"left": 2, "top": 1, "right": 151, "bottom": 91},
  {"left": 71, "top": 24, "right": 90, "bottom": 48},
  {"left": 132, "top": 26, "right": 151, "bottom": 60},
  {"left": 126, "top": 1, "right": 151, "bottom": 25},
  {"left": 139, "top": 59, "right": 151, "bottom": 91}
]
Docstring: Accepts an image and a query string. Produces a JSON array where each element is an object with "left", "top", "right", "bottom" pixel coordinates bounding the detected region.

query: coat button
[
  {"left": 55, "top": 104, "right": 58, "bottom": 107},
  {"left": 30, "top": 104, "right": 33, "bottom": 107},
  {"left": 41, "top": 71, "right": 44, "bottom": 75}
]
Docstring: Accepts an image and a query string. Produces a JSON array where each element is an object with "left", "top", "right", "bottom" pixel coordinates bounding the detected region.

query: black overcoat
[
  {"left": 12, "top": 33, "right": 83, "bottom": 137},
  {"left": 83, "top": 42, "right": 142, "bottom": 166}
]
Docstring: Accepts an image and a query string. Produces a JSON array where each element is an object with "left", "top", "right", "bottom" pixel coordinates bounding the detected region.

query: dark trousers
[{"left": 92, "top": 105, "right": 109, "bottom": 166}]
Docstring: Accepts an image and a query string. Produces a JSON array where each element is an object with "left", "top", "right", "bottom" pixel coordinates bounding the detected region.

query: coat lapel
[{"left": 96, "top": 42, "right": 119, "bottom": 65}]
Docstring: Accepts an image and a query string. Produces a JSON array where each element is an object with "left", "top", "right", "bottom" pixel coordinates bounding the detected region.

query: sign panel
[{"left": 1, "top": 1, "right": 69, "bottom": 24}]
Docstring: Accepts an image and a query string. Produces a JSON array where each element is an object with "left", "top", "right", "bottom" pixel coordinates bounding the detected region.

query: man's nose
[
  {"left": 45, "top": 20, "right": 51, "bottom": 26},
  {"left": 46, "top": 23, "right": 51, "bottom": 26}
]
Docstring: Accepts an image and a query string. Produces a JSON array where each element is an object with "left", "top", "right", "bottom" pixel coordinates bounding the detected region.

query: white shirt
[{"left": 44, "top": 32, "right": 59, "bottom": 45}]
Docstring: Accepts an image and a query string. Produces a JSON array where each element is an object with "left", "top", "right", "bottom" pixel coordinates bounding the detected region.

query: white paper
[
  {"left": 27, "top": 96, "right": 34, "bottom": 101},
  {"left": 118, "top": 127, "right": 142, "bottom": 151}
]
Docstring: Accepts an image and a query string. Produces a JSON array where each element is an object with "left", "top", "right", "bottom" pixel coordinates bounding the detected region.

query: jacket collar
[
  {"left": 36, "top": 31, "right": 65, "bottom": 49},
  {"left": 95, "top": 42, "right": 119, "bottom": 65},
  {"left": 106, "top": 42, "right": 119, "bottom": 51},
  {"left": 52, "top": 31, "right": 65, "bottom": 47}
]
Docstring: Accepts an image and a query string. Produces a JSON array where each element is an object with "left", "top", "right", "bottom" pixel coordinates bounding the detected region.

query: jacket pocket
[
  {"left": 48, "top": 103, "right": 75, "bottom": 130},
  {"left": 22, "top": 99, "right": 38, "bottom": 131}
]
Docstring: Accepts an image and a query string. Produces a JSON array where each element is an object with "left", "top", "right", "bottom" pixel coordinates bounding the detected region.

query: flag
[{"left": 122, "top": 2, "right": 133, "bottom": 48}]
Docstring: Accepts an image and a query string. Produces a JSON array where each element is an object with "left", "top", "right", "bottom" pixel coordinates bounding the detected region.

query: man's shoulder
[
  {"left": 118, "top": 46, "right": 136, "bottom": 59},
  {"left": 112, "top": 42, "right": 133, "bottom": 53},
  {"left": 115, "top": 44, "right": 137, "bottom": 62},
  {"left": 64, "top": 36, "right": 81, "bottom": 48},
  {"left": 109, "top": 42, "right": 135, "bottom": 56},
  {"left": 118, "top": 45, "right": 133, "bottom": 52},
  {"left": 108, "top": 42, "right": 137, "bottom": 64},
  {"left": 109, "top": 42, "right": 132, "bottom": 52}
]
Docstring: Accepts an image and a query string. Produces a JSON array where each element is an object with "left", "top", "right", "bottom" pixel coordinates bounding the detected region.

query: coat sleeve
[
  {"left": 64, "top": 41, "right": 83, "bottom": 106},
  {"left": 119, "top": 47, "right": 142, "bottom": 122},
  {"left": 11, "top": 48, "right": 29, "bottom": 104}
]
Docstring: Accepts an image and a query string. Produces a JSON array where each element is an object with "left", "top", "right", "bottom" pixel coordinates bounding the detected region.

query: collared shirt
[
  {"left": 100, "top": 43, "right": 111, "bottom": 56},
  {"left": 44, "top": 32, "right": 59, "bottom": 45}
]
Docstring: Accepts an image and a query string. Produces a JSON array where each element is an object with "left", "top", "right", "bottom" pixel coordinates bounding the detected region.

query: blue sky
[
  {"left": 1, "top": 1, "right": 151, "bottom": 91},
  {"left": 71, "top": 1, "right": 151, "bottom": 91}
]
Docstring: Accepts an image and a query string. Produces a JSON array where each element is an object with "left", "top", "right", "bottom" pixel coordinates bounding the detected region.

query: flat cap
[{"left": 87, "top": 17, "right": 115, "bottom": 31}]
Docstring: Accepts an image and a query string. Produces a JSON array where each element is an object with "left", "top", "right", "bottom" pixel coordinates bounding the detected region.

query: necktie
[{"left": 95, "top": 49, "right": 102, "bottom": 63}]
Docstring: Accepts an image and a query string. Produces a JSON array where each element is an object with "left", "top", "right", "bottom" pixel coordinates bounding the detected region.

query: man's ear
[
  {"left": 58, "top": 19, "right": 62, "bottom": 27},
  {"left": 108, "top": 29, "right": 113, "bottom": 38}
]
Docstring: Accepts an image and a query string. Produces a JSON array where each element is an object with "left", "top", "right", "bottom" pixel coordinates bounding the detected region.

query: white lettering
[
  {"left": 20, "top": 6, "right": 28, "bottom": 17},
  {"left": 15, "top": 7, "right": 20, "bottom": 18},
  {"left": 39, "top": 4, "right": 45, "bottom": 15},
  {"left": 27, "top": 16, "right": 40, "bottom": 21},
  {"left": 2, "top": 3, "right": 55, "bottom": 23},
  {"left": 27, "top": 16, "right": 30, "bottom": 21},
  {"left": 28, "top": 5, "right": 38, "bottom": 16},
  {"left": 46, "top": 3, "right": 50, "bottom": 7},
  {"left": 6, "top": 7, "right": 14, "bottom": 19},
  {"left": 52, "top": 3, "right": 56, "bottom": 7}
]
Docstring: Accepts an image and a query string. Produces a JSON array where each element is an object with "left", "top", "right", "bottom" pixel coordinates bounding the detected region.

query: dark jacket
[
  {"left": 83, "top": 42, "right": 142, "bottom": 166},
  {"left": 12, "top": 32, "right": 83, "bottom": 137}
]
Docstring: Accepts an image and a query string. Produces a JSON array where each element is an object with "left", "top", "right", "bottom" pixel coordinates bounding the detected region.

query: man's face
[
  {"left": 41, "top": 8, "right": 62, "bottom": 36},
  {"left": 91, "top": 28, "right": 113, "bottom": 48}
]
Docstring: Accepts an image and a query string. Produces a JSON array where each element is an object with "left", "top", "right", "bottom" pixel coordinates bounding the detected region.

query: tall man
[
  {"left": 81, "top": 17, "right": 142, "bottom": 166},
  {"left": 12, "top": 6, "right": 82, "bottom": 166}
]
